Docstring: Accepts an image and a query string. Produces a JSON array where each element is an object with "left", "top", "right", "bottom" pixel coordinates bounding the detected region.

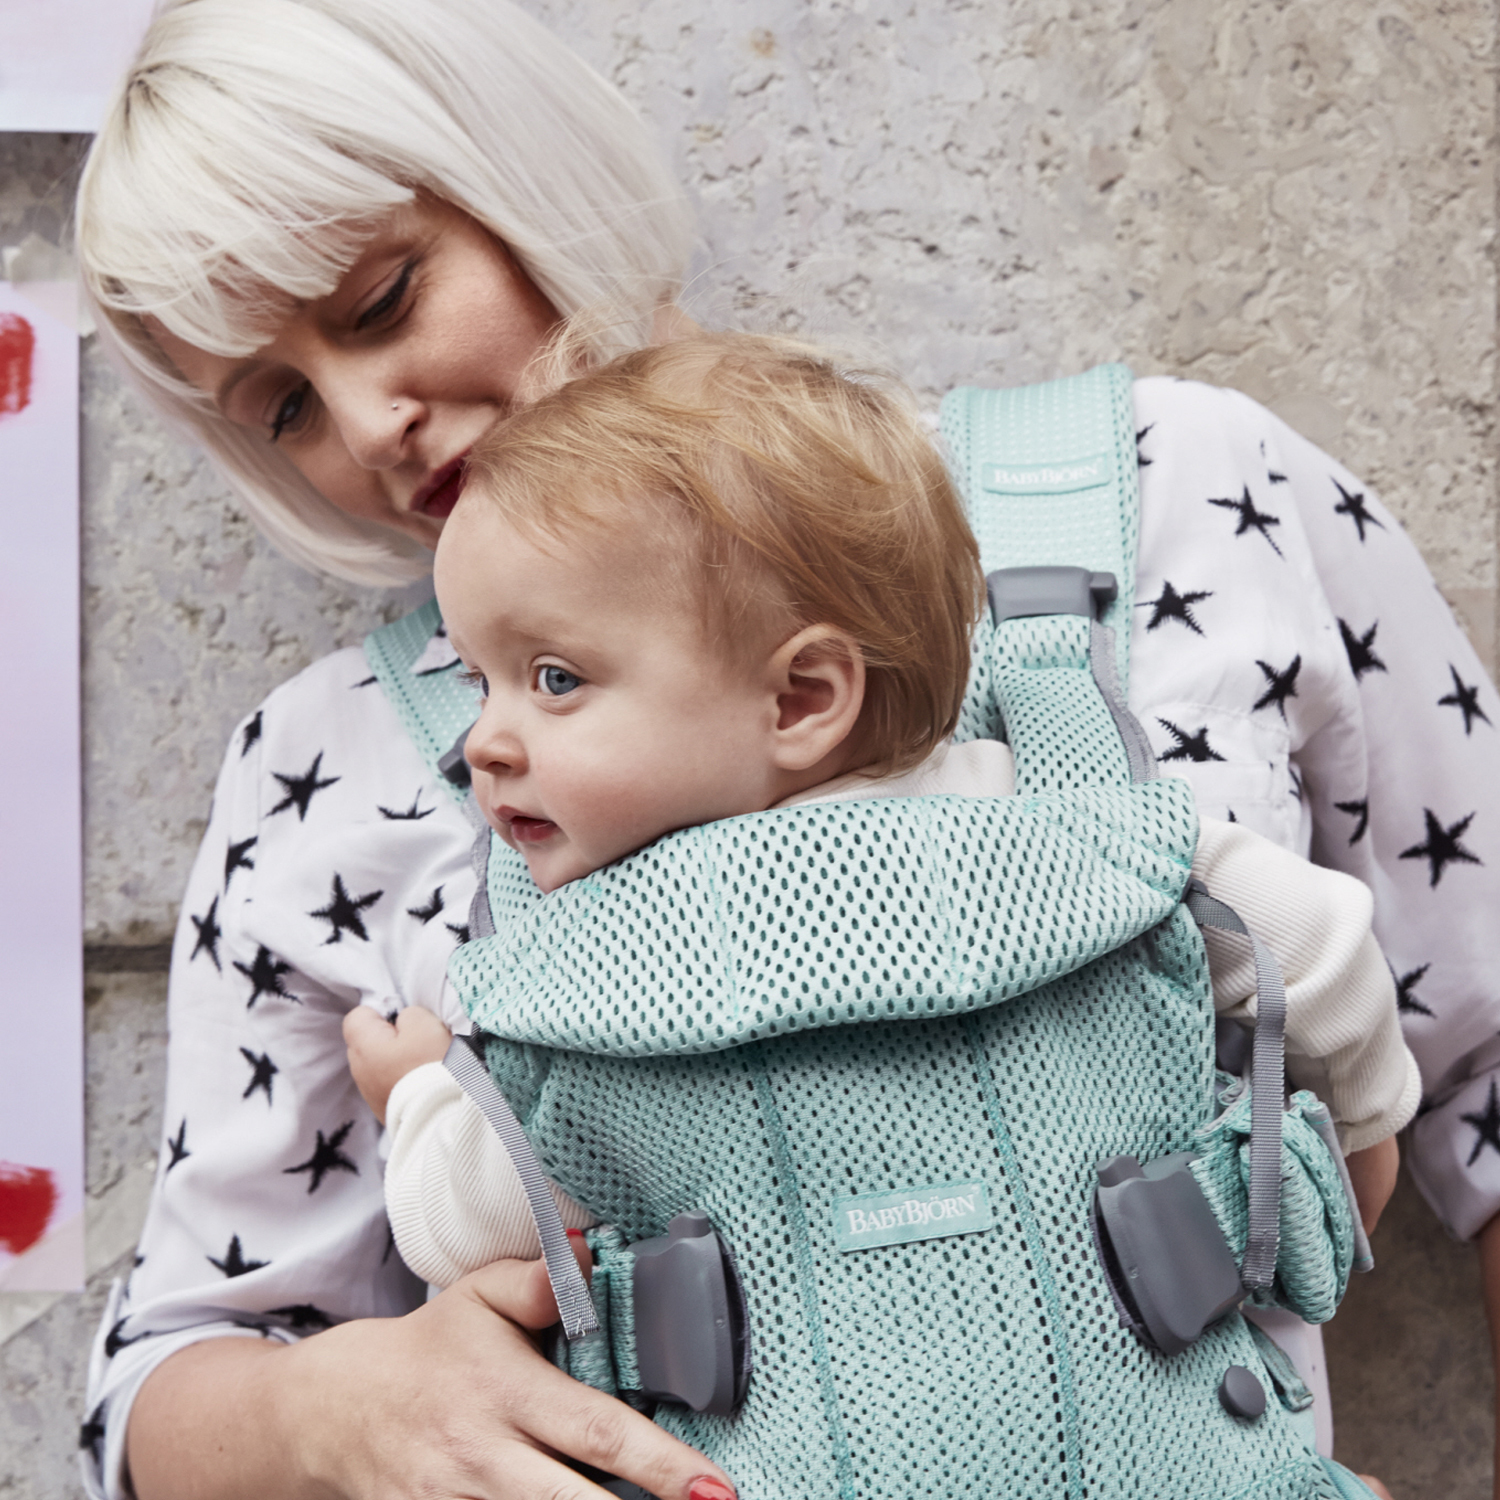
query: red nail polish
[
  {"left": 565, "top": 1228, "right": 586, "bottom": 1239},
  {"left": 688, "top": 1480, "right": 736, "bottom": 1500}
]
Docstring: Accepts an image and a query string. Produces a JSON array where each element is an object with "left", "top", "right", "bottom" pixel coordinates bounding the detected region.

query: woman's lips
[{"left": 413, "top": 454, "right": 468, "bottom": 519}]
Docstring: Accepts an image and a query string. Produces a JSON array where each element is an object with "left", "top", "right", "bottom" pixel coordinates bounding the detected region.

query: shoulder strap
[
  {"left": 940, "top": 362, "right": 1139, "bottom": 689},
  {"left": 364, "top": 598, "right": 481, "bottom": 804}
]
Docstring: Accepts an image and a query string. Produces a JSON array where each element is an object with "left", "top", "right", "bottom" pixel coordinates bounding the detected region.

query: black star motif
[
  {"left": 1207, "top": 486, "right": 1283, "bottom": 556},
  {"left": 446, "top": 921, "right": 471, "bottom": 945},
  {"left": 1136, "top": 424, "right": 1154, "bottom": 468},
  {"left": 269, "top": 752, "right": 340, "bottom": 822},
  {"left": 1139, "top": 580, "right": 1212, "bottom": 635},
  {"left": 189, "top": 896, "right": 223, "bottom": 971},
  {"left": 1332, "top": 478, "right": 1384, "bottom": 543},
  {"left": 225, "top": 835, "right": 257, "bottom": 888},
  {"left": 79, "top": 1403, "right": 106, "bottom": 1464},
  {"left": 1335, "top": 798, "right": 1370, "bottom": 844},
  {"left": 240, "top": 710, "right": 262, "bottom": 758},
  {"left": 1462, "top": 1080, "right": 1500, "bottom": 1167},
  {"left": 1156, "top": 718, "right": 1225, "bottom": 763},
  {"left": 208, "top": 1234, "right": 269, "bottom": 1277},
  {"left": 1253, "top": 655, "right": 1302, "bottom": 719},
  {"left": 351, "top": 674, "right": 378, "bottom": 688},
  {"left": 233, "top": 945, "right": 295, "bottom": 1009},
  {"left": 1399, "top": 808, "right": 1482, "bottom": 887},
  {"left": 311, "top": 874, "right": 383, "bottom": 944},
  {"left": 284, "top": 1120, "right": 360, "bottom": 1193},
  {"left": 1393, "top": 963, "right": 1433, "bottom": 1018},
  {"left": 407, "top": 887, "right": 445, "bottom": 925},
  {"left": 165, "top": 1118, "right": 190, "bottom": 1172},
  {"left": 1338, "top": 619, "right": 1387, "bottom": 681},
  {"left": 1288, "top": 765, "right": 1303, "bottom": 804},
  {"left": 268, "top": 1303, "right": 334, "bottom": 1330},
  {"left": 1438, "top": 665, "right": 1491, "bottom": 735},
  {"left": 379, "top": 793, "right": 434, "bottom": 821},
  {"left": 240, "top": 1046, "right": 279, "bottom": 1104},
  {"left": 104, "top": 1317, "right": 147, "bottom": 1358},
  {"left": 1267, "top": 469, "right": 1288, "bottom": 484}
]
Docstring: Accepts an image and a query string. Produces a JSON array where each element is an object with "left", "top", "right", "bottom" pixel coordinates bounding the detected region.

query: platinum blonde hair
[{"left": 76, "top": 0, "right": 695, "bottom": 585}]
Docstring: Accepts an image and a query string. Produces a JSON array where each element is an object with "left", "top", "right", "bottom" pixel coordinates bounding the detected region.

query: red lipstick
[{"left": 413, "top": 453, "right": 469, "bottom": 518}]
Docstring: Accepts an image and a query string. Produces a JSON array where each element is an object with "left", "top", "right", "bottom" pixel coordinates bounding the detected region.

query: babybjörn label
[
  {"left": 981, "top": 454, "right": 1111, "bottom": 494},
  {"left": 832, "top": 1182, "right": 994, "bottom": 1252}
]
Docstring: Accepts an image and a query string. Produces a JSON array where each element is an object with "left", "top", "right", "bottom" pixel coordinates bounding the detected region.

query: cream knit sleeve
[
  {"left": 1192, "top": 815, "right": 1420, "bottom": 1153},
  {"left": 383, "top": 1062, "right": 597, "bottom": 1288}
]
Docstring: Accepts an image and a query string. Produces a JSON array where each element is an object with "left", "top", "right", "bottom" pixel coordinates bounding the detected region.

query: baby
[{"left": 343, "top": 332, "right": 1418, "bottom": 1289}]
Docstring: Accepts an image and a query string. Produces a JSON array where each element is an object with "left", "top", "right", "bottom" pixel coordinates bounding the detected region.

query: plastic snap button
[{"left": 1218, "top": 1365, "right": 1267, "bottom": 1420}]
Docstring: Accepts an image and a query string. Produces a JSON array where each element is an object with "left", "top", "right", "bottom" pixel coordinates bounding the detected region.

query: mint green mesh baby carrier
[{"left": 367, "top": 365, "right": 1373, "bottom": 1500}]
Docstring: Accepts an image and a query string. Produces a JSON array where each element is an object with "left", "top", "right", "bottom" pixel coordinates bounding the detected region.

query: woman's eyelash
[
  {"left": 356, "top": 260, "right": 415, "bottom": 330},
  {"left": 270, "top": 383, "right": 310, "bottom": 442}
]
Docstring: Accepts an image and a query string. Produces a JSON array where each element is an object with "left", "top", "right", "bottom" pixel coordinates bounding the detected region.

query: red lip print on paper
[
  {"left": 0, "top": 1163, "right": 60, "bottom": 1255},
  {"left": 0, "top": 311, "right": 36, "bottom": 417}
]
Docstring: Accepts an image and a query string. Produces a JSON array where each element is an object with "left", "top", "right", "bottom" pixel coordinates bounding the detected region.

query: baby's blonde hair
[{"left": 466, "top": 333, "right": 985, "bottom": 776}]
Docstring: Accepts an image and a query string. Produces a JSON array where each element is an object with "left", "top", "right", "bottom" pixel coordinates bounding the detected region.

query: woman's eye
[
  {"left": 356, "top": 261, "right": 415, "bottom": 331},
  {"left": 270, "top": 384, "right": 310, "bottom": 441},
  {"left": 539, "top": 666, "right": 582, "bottom": 697}
]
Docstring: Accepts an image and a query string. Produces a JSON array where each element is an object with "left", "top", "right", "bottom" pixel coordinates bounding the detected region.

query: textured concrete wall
[{"left": 3, "top": 0, "right": 1497, "bottom": 1494}]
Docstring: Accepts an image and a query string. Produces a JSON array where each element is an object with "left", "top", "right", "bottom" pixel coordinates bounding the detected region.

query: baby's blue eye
[{"left": 540, "top": 666, "right": 581, "bottom": 697}]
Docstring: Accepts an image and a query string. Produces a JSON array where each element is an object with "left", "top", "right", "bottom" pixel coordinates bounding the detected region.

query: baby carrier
[{"left": 367, "top": 364, "right": 1374, "bottom": 1500}]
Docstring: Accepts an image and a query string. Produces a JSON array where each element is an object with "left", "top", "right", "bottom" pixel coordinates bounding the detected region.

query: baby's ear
[{"left": 769, "top": 625, "right": 865, "bottom": 772}]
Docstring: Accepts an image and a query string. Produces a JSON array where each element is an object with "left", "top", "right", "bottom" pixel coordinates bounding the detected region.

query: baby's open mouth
[{"left": 506, "top": 814, "right": 558, "bottom": 844}]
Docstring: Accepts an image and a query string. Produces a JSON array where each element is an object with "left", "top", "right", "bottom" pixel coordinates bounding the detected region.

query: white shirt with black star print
[{"left": 80, "top": 377, "right": 1500, "bottom": 1498}]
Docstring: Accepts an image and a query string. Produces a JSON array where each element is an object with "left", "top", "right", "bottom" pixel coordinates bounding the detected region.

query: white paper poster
[
  {"left": 0, "top": 0, "right": 155, "bottom": 132},
  {"left": 0, "top": 281, "right": 83, "bottom": 1291}
]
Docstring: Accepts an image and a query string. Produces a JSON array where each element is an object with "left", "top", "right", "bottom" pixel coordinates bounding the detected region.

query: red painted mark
[
  {"left": 0, "top": 311, "right": 35, "bottom": 417},
  {"left": 0, "top": 1163, "right": 59, "bottom": 1255}
]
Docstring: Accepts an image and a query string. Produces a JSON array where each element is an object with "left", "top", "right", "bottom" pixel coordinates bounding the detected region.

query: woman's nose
[{"left": 320, "top": 362, "right": 423, "bottom": 469}]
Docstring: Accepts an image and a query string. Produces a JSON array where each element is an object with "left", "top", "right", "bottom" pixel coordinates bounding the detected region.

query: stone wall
[{"left": 2, "top": 1, "right": 1495, "bottom": 1494}]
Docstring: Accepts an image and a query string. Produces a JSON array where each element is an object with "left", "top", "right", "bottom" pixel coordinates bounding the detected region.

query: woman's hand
[
  {"left": 127, "top": 1253, "right": 736, "bottom": 1500},
  {"left": 1345, "top": 1135, "right": 1400, "bottom": 1235}
]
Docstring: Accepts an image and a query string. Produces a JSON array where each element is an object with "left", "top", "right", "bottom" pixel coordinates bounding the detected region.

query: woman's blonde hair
[
  {"left": 466, "top": 333, "right": 986, "bottom": 775},
  {"left": 75, "top": 0, "right": 695, "bottom": 585}
]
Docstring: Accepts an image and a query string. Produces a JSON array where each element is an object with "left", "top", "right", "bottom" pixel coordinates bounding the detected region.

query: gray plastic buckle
[
  {"left": 632, "top": 1211, "right": 750, "bottom": 1416},
  {"left": 987, "top": 565, "right": 1118, "bottom": 623},
  {"left": 1092, "top": 1152, "right": 1244, "bottom": 1356},
  {"left": 438, "top": 723, "right": 473, "bottom": 787}
]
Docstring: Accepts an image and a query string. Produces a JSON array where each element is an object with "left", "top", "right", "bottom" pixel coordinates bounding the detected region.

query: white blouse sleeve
[{"left": 81, "top": 645, "right": 478, "bottom": 1500}]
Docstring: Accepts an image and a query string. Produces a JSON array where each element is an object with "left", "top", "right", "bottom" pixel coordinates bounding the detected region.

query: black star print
[
  {"left": 240, "top": 711, "right": 262, "bottom": 758},
  {"left": 446, "top": 921, "right": 471, "bottom": 945},
  {"left": 1288, "top": 765, "right": 1303, "bottom": 804},
  {"left": 351, "top": 674, "right": 378, "bottom": 688},
  {"left": 1136, "top": 424, "right": 1154, "bottom": 468},
  {"left": 104, "top": 1317, "right": 147, "bottom": 1358},
  {"left": 1393, "top": 963, "right": 1433, "bottom": 1018},
  {"left": 311, "top": 874, "right": 383, "bottom": 944},
  {"left": 1462, "top": 1080, "right": 1500, "bottom": 1167},
  {"left": 379, "top": 794, "right": 434, "bottom": 821},
  {"left": 1156, "top": 718, "right": 1226, "bottom": 763},
  {"left": 79, "top": 1403, "right": 106, "bottom": 1464},
  {"left": 1335, "top": 798, "right": 1370, "bottom": 844},
  {"left": 284, "top": 1121, "right": 360, "bottom": 1193},
  {"left": 189, "top": 896, "right": 223, "bottom": 971},
  {"left": 1267, "top": 469, "right": 1288, "bottom": 484},
  {"left": 234, "top": 945, "right": 295, "bottom": 1008},
  {"left": 1139, "top": 580, "right": 1212, "bottom": 635},
  {"left": 1332, "top": 478, "right": 1384, "bottom": 543},
  {"left": 225, "top": 835, "right": 257, "bottom": 888},
  {"left": 268, "top": 1303, "right": 334, "bottom": 1330},
  {"left": 269, "top": 752, "right": 340, "bottom": 822},
  {"left": 208, "top": 1234, "right": 269, "bottom": 1278},
  {"left": 1253, "top": 656, "right": 1302, "bottom": 719},
  {"left": 165, "top": 1118, "right": 190, "bottom": 1172},
  {"left": 1338, "top": 619, "right": 1387, "bottom": 681},
  {"left": 1439, "top": 665, "right": 1491, "bottom": 735},
  {"left": 1207, "top": 487, "right": 1283, "bottom": 556},
  {"left": 407, "top": 886, "right": 445, "bottom": 925},
  {"left": 240, "top": 1046, "right": 279, "bottom": 1104},
  {"left": 1399, "top": 808, "right": 1482, "bottom": 887}
]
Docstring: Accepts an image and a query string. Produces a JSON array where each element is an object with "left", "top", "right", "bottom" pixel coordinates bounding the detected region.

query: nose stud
[{"left": 391, "top": 402, "right": 399, "bottom": 410}]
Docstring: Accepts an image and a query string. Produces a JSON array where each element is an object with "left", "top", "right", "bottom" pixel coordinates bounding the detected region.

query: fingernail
[
  {"left": 688, "top": 1480, "right": 736, "bottom": 1500},
  {"left": 565, "top": 1228, "right": 586, "bottom": 1239}
]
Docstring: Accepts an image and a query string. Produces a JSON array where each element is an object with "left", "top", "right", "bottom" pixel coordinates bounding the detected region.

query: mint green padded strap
[
  {"left": 364, "top": 598, "right": 481, "bottom": 804},
  {"left": 940, "top": 363, "right": 1139, "bottom": 686}
]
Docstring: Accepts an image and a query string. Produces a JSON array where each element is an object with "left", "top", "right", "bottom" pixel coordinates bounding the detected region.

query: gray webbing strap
[
  {"left": 443, "top": 1037, "right": 601, "bottom": 1341},
  {"left": 1184, "top": 881, "right": 1284, "bottom": 1292},
  {"left": 1088, "top": 620, "right": 1156, "bottom": 783}
]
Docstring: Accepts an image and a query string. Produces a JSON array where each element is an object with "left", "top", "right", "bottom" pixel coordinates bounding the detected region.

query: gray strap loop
[
  {"left": 1088, "top": 620, "right": 1156, "bottom": 783},
  {"left": 443, "top": 1037, "right": 601, "bottom": 1341},
  {"left": 1184, "top": 880, "right": 1285, "bottom": 1292}
]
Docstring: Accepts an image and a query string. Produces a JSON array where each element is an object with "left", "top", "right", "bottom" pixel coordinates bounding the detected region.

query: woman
[{"left": 76, "top": 1, "right": 1499, "bottom": 1496}]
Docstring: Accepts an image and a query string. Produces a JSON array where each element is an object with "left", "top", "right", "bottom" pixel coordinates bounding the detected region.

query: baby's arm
[
  {"left": 1192, "top": 817, "right": 1420, "bottom": 1232},
  {"left": 344, "top": 1005, "right": 597, "bottom": 1286}
]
